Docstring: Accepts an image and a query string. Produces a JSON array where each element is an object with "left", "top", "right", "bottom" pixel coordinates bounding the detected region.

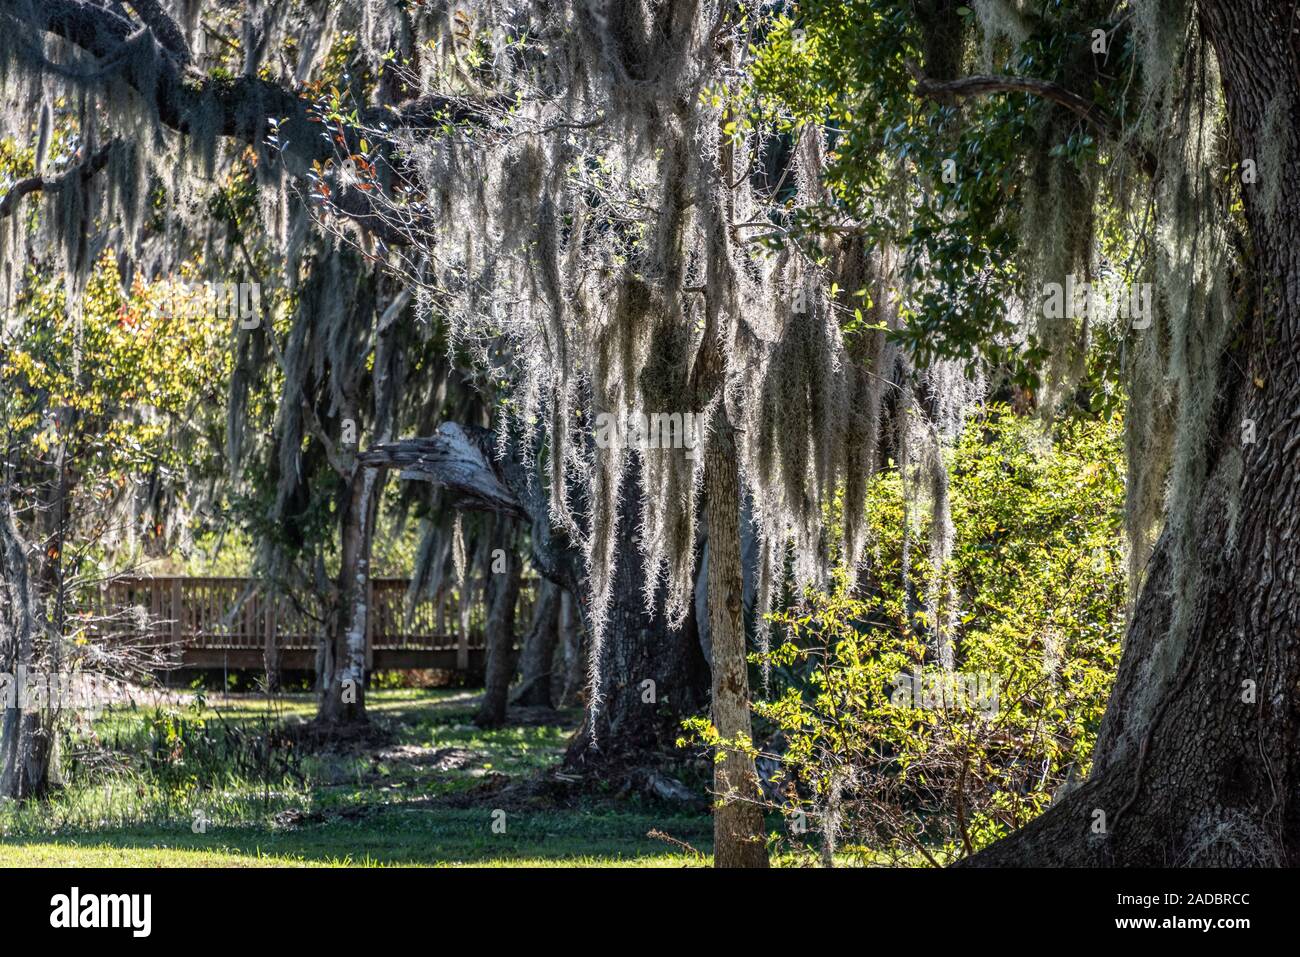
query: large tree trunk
[
  {"left": 512, "top": 578, "right": 561, "bottom": 708},
  {"left": 362, "top": 427, "right": 713, "bottom": 763},
  {"left": 564, "top": 465, "right": 712, "bottom": 769},
  {"left": 475, "top": 519, "right": 523, "bottom": 727},
  {"left": 703, "top": 412, "right": 770, "bottom": 868},
  {"left": 0, "top": 498, "right": 50, "bottom": 800},
  {"left": 0, "top": 466, "right": 62, "bottom": 799},
  {"left": 316, "top": 466, "right": 379, "bottom": 726},
  {"left": 970, "top": 0, "right": 1300, "bottom": 866}
]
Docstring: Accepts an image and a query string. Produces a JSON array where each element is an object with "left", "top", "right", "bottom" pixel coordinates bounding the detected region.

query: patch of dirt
[
  {"left": 282, "top": 718, "right": 396, "bottom": 754},
  {"left": 271, "top": 807, "right": 312, "bottom": 829},
  {"left": 545, "top": 750, "right": 713, "bottom": 810},
  {"left": 434, "top": 771, "right": 515, "bottom": 808},
  {"left": 270, "top": 803, "right": 376, "bottom": 830},
  {"left": 369, "top": 744, "right": 477, "bottom": 772},
  {"left": 505, "top": 704, "right": 578, "bottom": 727},
  {"left": 425, "top": 762, "right": 709, "bottom": 813}
]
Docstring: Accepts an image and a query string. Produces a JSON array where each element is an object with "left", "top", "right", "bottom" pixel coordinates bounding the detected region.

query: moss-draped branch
[{"left": 0, "top": 0, "right": 498, "bottom": 236}]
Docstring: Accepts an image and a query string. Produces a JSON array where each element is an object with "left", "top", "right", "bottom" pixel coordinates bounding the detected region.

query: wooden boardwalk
[{"left": 85, "top": 576, "right": 533, "bottom": 672}]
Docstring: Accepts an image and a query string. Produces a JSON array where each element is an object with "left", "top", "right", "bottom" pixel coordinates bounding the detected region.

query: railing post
[
  {"left": 264, "top": 591, "right": 276, "bottom": 647},
  {"left": 150, "top": 579, "right": 162, "bottom": 642},
  {"left": 170, "top": 578, "right": 183, "bottom": 649},
  {"left": 365, "top": 579, "right": 375, "bottom": 671}
]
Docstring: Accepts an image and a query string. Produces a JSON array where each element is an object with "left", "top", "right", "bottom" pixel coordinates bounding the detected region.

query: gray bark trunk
[
  {"left": 969, "top": 0, "right": 1300, "bottom": 866},
  {"left": 703, "top": 412, "right": 770, "bottom": 868},
  {"left": 0, "top": 496, "right": 53, "bottom": 799},
  {"left": 475, "top": 520, "right": 523, "bottom": 727},
  {"left": 512, "top": 578, "right": 561, "bottom": 708},
  {"left": 557, "top": 590, "right": 584, "bottom": 708},
  {"left": 316, "top": 466, "right": 379, "bottom": 725}
]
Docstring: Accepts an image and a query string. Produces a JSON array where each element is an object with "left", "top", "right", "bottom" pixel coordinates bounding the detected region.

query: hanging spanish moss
[{"left": 309, "top": 1, "right": 955, "bottom": 717}]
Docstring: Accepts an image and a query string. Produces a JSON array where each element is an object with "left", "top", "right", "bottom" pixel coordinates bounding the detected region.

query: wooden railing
[{"left": 82, "top": 575, "right": 536, "bottom": 671}]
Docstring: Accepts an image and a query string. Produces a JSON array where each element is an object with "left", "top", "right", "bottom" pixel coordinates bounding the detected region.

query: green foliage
[
  {"left": 1, "top": 255, "right": 232, "bottom": 591},
  {"left": 753, "top": 405, "right": 1125, "bottom": 862},
  {"left": 746, "top": 1, "right": 1139, "bottom": 389},
  {"left": 3, "top": 257, "right": 228, "bottom": 472}
]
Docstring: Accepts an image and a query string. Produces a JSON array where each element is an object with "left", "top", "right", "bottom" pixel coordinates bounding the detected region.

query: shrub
[{"left": 752, "top": 406, "right": 1125, "bottom": 864}]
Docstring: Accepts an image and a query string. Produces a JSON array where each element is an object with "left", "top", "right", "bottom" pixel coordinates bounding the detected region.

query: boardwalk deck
[{"left": 84, "top": 576, "right": 533, "bottom": 672}]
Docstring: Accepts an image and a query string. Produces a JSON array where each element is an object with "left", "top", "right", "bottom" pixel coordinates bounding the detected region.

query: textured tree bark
[
  {"left": 0, "top": 711, "right": 54, "bottom": 800},
  {"left": 557, "top": 590, "right": 584, "bottom": 709},
  {"left": 704, "top": 413, "right": 770, "bottom": 868},
  {"left": 316, "top": 466, "right": 379, "bottom": 726},
  {"left": 512, "top": 578, "right": 561, "bottom": 708},
  {"left": 563, "top": 461, "right": 712, "bottom": 769},
  {"left": 0, "top": 498, "right": 50, "bottom": 799},
  {"left": 968, "top": 0, "right": 1300, "bottom": 866},
  {"left": 475, "top": 520, "right": 523, "bottom": 727},
  {"left": 693, "top": 497, "right": 762, "bottom": 669},
  {"left": 0, "top": 439, "right": 66, "bottom": 798}
]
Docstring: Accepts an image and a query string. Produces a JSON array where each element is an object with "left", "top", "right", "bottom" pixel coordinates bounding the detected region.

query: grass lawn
[{"left": 0, "top": 689, "right": 717, "bottom": 867}]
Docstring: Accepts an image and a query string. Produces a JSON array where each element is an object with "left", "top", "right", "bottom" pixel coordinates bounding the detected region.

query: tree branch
[
  {"left": 906, "top": 60, "right": 1112, "bottom": 132},
  {"left": 123, "top": 0, "right": 190, "bottom": 65},
  {"left": 906, "top": 60, "right": 1157, "bottom": 175},
  {"left": 359, "top": 423, "right": 527, "bottom": 519},
  {"left": 0, "top": 142, "right": 114, "bottom": 219},
  {"left": 8, "top": 1, "right": 496, "bottom": 237}
]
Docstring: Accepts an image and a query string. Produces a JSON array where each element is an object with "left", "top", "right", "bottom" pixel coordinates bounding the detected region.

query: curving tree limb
[
  {"left": 123, "top": 0, "right": 191, "bottom": 65},
  {"left": 906, "top": 59, "right": 1157, "bottom": 175},
  {"left": 906, "top": 59, "right": 1112, "bottom": 131},
  {"left": 0, "top": 142, "right": 114, "bottom": 219},
  {"left": 358, "top": 423, "right": 528, "bottom": 520}
]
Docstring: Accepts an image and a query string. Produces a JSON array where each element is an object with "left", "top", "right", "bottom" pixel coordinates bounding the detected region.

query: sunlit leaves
[{"left": 751, "top": 405, "right": 1125, "bottom": 860}]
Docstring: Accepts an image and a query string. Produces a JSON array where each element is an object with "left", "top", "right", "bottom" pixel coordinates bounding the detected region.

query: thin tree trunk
[
  {"left": 0, "top": 711, "right": 54, "bottom": 800},
  {"left": 557, "top": 590, "right": 584, "bottom": 709},
  {"left": 513, "top": 578, "right": 561, "bottom": 707},
  {"left": 475, "top": 519, "right": 523, "bottom": 727},
  {"left": 313, "top": 282, "right": 403, "bottom": 724},
  {"left": 262, "top": 593, "right": 281, "bottom": 693},
  {"left": 0, "top": 445, "right": 66, "bottom": 798},
  {"left": 316, "top": 466, "right": 378, "bottom": 725},
  {"left": 704, "top": 411, "right": 769, "bottom": 868},
  {"left": 0, "top": 496, "right": 51, "bottom": 799}
]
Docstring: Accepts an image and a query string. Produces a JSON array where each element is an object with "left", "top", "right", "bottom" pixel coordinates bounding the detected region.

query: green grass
[
  {"left": 0, "top": 809, "right": 712, "bottom": 867},
  {"left": 0, "top": 689, "right": 717, "bottom": 867}
]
